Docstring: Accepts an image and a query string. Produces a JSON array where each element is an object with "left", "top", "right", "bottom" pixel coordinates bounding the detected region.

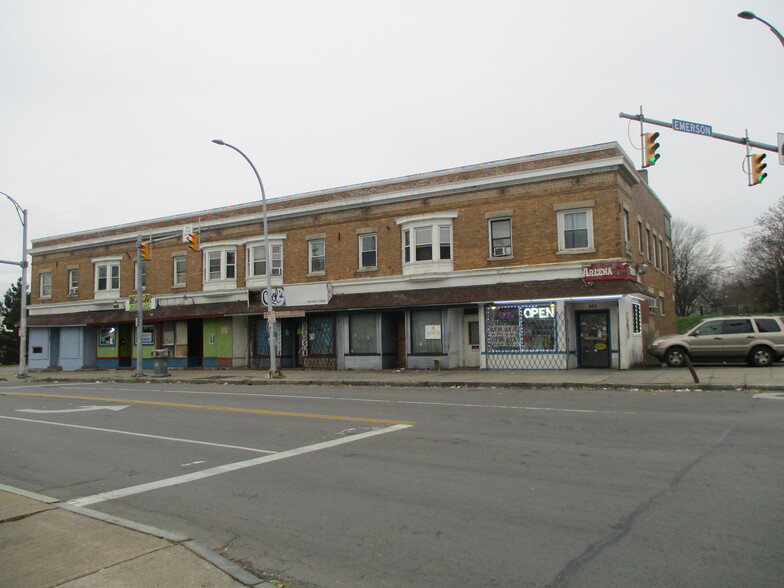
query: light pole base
[{"left": 266, "top": 369, "right": 283, "bottom": 379}]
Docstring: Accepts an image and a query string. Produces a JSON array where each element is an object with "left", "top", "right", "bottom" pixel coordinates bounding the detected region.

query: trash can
[{"left": 151, "top": 348, "right": 170, "bottom": 378}]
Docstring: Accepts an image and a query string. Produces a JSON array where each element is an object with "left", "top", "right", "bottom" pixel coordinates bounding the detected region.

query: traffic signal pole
[{"left": 619, "top": 112, "right": 779, "bottom": 153}]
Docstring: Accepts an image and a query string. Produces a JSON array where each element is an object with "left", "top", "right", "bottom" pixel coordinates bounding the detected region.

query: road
[{"left": 1, "top": 381, "right": 782, "bottom": 587}]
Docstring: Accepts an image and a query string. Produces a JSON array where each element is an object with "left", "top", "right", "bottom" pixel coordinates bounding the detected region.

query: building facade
[{"left": 27, "top": 142, "right": 675, "bottom": 371}]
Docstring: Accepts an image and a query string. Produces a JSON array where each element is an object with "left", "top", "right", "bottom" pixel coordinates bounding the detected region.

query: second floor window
[
  {"left": 309, "top": 240, "right": 325, "bottom": 274},
  {"left": 39, "top": 272, "right": 52, "bottom": 298},
  {"left": 359, "top": 233, "right": 377, "bottom": 269},
  {"left": 489, "top": 218, "right": 512, "bottom": 257},
  {"left": 247, "top": 244, "right": 283, "bottom": 277},
  {"left": 134, "top": 261, "right": 147, "bottom": 289},
  {"left": 404, "top": 225, "right": 452, "bottom": 262},
  {"left": 557, "top": 208, "right": 593, "bottom": 252},
  {"left": 95, "top": 262, "right": 120, "bottom": 292},
  {"left": 68, "top": 268, "right": 78, "bottom": 296},
  {"left": 173, "top": 256, "right": 186, "bottom": 286},
  {"left": 204, "top": 249, "right": 236, "bottom": 281}
]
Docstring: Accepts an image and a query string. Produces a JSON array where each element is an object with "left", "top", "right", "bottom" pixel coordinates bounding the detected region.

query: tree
[
  {"left": 736, "top": 196, "right": 784, "bottom": 312},
  {"left": 0, "top": 278, "right": 23, "bottom": 363},
  {"left": 672, "top": 218, "right": 724, "bottom": 316}
]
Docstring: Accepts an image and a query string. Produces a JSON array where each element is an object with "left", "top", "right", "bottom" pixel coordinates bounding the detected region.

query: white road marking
[
  {"left": 17, "top": 405, "right": 129, "bottom": 414},
  {"left": 0, "top": 415, "right": 277, "bottom": 454},
  {"left": 67, "top": 423, "right": 412, "bottom": 507},
  {"left": 753, "top": 392, "right": 784, "bottom": 400}
]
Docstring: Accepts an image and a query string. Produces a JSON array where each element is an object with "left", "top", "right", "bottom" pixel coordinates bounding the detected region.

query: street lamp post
[
  {"left": 1, "top": 192, "right": 28, "bottom": 378},
  {"left": 212, "top": 140, "right": 279, "bottom": 376},
  {"left": 738, "top": 11, "right": 784, "bottom": 49}
]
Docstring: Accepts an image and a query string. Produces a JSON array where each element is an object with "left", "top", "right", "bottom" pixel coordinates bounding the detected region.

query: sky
[{"left": 2, "top": 0, "right": 783, "bottom": 289}]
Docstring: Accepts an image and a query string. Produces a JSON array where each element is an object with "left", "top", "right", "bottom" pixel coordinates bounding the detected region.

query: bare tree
[
  {"left": 736, "top": 196, "right": 784, "bottom": 312},
  {"left": 672, "top": 218, "right": 724, "bottom": 316}
]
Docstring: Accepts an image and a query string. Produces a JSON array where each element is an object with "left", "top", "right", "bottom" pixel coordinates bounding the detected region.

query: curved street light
[
  {"left": 738, "top": 11, "right": 784, "bottom": 48},
  {"left": 212, "top": 140, "right": 279, "bottom": 376},
  {"left": 1, "top": 191, "right": 28, "bottom": 377}
]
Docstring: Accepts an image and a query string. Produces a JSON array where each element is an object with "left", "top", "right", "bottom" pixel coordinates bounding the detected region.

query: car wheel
[
  {"left": 665, "top": 347, "right": 688, "bottom": 368},
  {"left": 749, "top": 346, "right": 774, "bottom": 367}
]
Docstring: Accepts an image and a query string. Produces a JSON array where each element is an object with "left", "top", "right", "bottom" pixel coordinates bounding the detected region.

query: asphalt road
[{"left": 1, "top": 381, "right": 782, "bottom": 587}]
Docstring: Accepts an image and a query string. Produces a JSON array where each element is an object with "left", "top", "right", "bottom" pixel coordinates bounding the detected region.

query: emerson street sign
[{"left": 672, "top": 118, "right": 713, "bottom": 137}]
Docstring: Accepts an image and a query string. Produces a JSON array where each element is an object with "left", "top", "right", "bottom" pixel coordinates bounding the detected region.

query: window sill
[
  {"left": 556, "top": 248, "right": 596, "bottom": 256},
  {"left": 357, "top": 266, "right": 378, "bottom": 273},
  {"left": 307, "top": 271, "right": 326, "bottom": 277},
  {"left": 487, "top": 255, "right": 513, "bottom": 262},
  {"left": 172, "top": 284, "right": 186, "bottom": 289}
]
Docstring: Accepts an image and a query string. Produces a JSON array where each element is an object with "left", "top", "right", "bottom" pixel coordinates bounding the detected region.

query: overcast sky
[{"left": 2, "top": 0, "right": 783, "bottom": 289}]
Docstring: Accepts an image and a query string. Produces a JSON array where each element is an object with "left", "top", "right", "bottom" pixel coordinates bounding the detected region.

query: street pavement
[{"left": 1, "top": 363, "right": 782, "bottom": 587}]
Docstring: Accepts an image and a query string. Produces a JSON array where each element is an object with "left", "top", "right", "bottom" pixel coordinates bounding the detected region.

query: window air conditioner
[
  {"left": 493, "top": 247, "right": 511, "bottom": 257},
  {"left": 68, "top": 288, "right": 78, "bottom": 296}
]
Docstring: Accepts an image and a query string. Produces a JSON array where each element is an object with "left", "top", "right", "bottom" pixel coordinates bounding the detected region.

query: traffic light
[
  {"left": 138, "top": 241, "right": 151, "bottom": 260},
  {"left": 187, "top": 232, "right": 199, "bottom": 251},
  {"left": 751, "top": 153, "right": 768, "bottom": 185},
  {"left": 643, "top": 132, "right": 661, "bottom": 167}
]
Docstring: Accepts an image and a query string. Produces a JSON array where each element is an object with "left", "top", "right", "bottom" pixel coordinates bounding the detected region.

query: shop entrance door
[{"left": 577, "top": 310, "right": 611, "bottom": 368}]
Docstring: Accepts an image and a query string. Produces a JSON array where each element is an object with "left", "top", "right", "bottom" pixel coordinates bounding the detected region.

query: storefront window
[
  {"left": 349, "top": 313, "right": 377, "bottom": 354},
  {"left": 486, "top": 304, "right": 557, "bottom": 352},
  {"left": 411, "top": 309, "right": 442, "bottom": 354}
]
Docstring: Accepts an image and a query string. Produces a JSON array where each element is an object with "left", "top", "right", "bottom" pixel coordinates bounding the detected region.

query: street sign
[
  {"left": 778, "top": 132, "right": 784, "bottom": 165},
  {"left": 672, "top": 119, "right": 713, "bottom": 137}
]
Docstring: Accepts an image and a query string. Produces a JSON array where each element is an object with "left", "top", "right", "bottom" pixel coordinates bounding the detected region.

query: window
[
  {"left": 651, "top": 234, "right": 658, "bottom": 268},
  {"left": 204, "top": 249, "right": 236, "bottom": 282},
  {"left": 657, "top": 238, "right": 663, "bottom": 270},
  {"left": 646, "top": 228, "right": 651, "bottom": 259},
  {"left": 349, "top": 313, "right": 377, "bottom": 354},
  {"left": 486, "top": 304, "right": 557, "bottom": 351},
  {"left": 68, "top": 268, "right": 79, "bottom": 296},
  {"left": 632, "top": 303, "right": 642, "bottom": 334},
  {"left": 755, "top": 318, "right": 782, "bottom": 333},
  {"left": 405, "top": 224, "right": 452, "bottom": 262},
  {"left": 39, "top": 272, "right": 52, "bottom": 298},
  {"left": 638, "top": 220, "right": 644, "bottom": 252},
  {"left": 173, "top": 256, "right": 186, "bottom": 287},
  {"left": 95, "top": 261, "right": 120, "bottom": 292},
  {"left": 664, "top": 244, "right": 671, "bottom": 275},
  {"left": 622, "top": 209, "right": 630, "bottom": 250},
  {"left": 134, "top": 261, "right": 147, "bottom": 289},
  {"left": 489, "top": 218, "right": 512, "bottom": 257},
  {"left": 557, "top": 209, "right": 593, "bottom": 251},
  {"left": 410, "top": 309, "right": 443, "bottom": 354},
  {"left": 247, "top": 244, "right": 282, "bottom": 278},
  {"left": 359, "top": 233, "right": 377, "bottom": 269},
  {"left": 693, "top": 320, "right": 722, "bottom": 336},
  {"left": 397, "top": 212, "right": 457, "bottom": 275},
  {"left": 723, "top": 319, "right": 753, "bottom": 334},
  {"left": 309, "top": 239, "right": 325, "bottom": 274}
]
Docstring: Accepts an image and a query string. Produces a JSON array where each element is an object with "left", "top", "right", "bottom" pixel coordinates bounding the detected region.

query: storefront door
[{"left": 577, "top": 310, "right": 611, "bottom": 368}]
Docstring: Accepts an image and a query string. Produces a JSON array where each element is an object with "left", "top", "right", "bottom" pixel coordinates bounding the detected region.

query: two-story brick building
[{"left": 26, "top": 142, "right": 674, "bottom": 371}]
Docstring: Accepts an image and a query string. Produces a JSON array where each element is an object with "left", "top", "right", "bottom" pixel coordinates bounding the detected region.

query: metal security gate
[
  {"left": 304, "top": 315, "right": 337, "bottom": 370},
  {"left": 484, "top": 304, "right": 569, "bottom": 370}
]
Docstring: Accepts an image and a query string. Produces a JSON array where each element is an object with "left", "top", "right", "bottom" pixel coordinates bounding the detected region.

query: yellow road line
[{"left": 1, "top": 392, "right": 415, "bottom": 425}]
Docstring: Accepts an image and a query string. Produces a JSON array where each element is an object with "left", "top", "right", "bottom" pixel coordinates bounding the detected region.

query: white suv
[{"left": 647, "top": 316, "right": 784, "bottom": 367}]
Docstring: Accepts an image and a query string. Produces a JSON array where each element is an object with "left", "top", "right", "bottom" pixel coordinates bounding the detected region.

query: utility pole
[{"left": 135, "top": 235, "right": 145, "bottom": 377}]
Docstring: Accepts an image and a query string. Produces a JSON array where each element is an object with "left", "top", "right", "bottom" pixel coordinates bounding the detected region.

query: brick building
[{"left": 26, "top": 142, "right": 674, "bottom": 371}]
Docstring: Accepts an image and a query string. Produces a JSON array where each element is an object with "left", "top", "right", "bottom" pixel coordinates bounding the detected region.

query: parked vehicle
[{"left": 647, "top": 316, "right": 784, "bottom": 367}]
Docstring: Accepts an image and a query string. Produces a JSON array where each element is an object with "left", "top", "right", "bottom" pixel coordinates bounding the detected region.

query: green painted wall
[{"left": 203, "top": 317, "right": 233, "bottom": 358}]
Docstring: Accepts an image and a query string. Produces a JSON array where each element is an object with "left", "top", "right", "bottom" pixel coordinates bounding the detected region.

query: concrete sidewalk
[
  {"left": 0, "top": 485, "right": 268, "bottom": 587},
  {"left": 2, "top": 363, "right": 784, "bottom": 391}
]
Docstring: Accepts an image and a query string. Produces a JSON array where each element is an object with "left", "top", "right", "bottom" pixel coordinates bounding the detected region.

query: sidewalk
[
  {"left": 1, "top": 363, "right": 782, "bottom": 587},
  {"left": 0, "top": 485, "right": 269, "bottom": 587},
  {"left": 2, "top": 363, "right": 784, "bottom": 391}
]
